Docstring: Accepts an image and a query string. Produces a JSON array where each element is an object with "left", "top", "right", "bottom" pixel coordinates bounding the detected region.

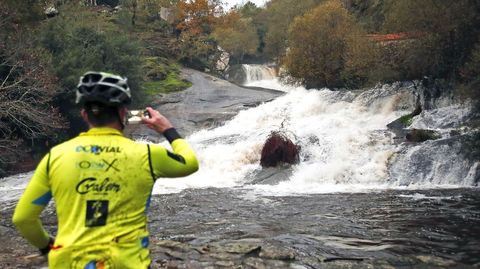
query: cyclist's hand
[{"left": 142, "top": 107, "right": 174, "bottom": 133}]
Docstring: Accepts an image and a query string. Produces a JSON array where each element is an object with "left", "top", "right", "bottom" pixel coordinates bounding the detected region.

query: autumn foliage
[{"left": 175, "top": 0, "right": 222, "bottom": 35}]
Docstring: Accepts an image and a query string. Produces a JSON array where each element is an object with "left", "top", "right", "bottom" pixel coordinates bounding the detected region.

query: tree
[
  {"left": 284, "top": 0, "right": 373, "bottom": 88},
  {"left": 212, "top": 11, "right": 259, "bottom": 62},
  {"left": 175, "top": 0, "right": 223, "bottom": 35},
  {"left": 235, "top": 1, "right": 261, "bottom": 18},
  {"left": 382, "top": 0, "right": 480, "bottom": 80},
  {"left": 37, "top": 4, "right": 145, "bottom": 135},
  {"left": 120, "top": 0, "right": 138, "bottom": 25},
  {"left": 0, "top": 1, "right": 65, "bottom": 176},
  {"left": 263, "top": 0, "right": 318, "bottom": 62},
  {"left": 458, "top": 43, "right": 480, "bottom": 101},
  {"left": 172, "top": 0, "right": 223, "bottom": 69}
]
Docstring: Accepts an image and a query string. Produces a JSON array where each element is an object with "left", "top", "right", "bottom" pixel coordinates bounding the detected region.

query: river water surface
[{"left": 150, "top": 187, "right": 480, "bottom": 267}]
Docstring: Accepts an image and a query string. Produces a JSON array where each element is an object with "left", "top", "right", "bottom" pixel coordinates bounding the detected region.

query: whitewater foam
[{"left": 152, "top": 85, "right": 412, "bottom": 195}]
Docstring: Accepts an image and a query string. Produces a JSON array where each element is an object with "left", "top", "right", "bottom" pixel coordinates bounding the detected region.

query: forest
[{"left": 1, "top": 0, "right": 479, "bottom": 177}]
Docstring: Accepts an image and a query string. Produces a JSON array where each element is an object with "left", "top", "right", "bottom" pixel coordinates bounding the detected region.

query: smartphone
[{"left": 127, "top": 110, "right": 151, "bottom": 124}]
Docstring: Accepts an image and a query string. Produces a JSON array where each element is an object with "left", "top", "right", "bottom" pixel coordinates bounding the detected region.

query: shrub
[{"left": 284, "top": 0, "right": 375, "bottom": 89}]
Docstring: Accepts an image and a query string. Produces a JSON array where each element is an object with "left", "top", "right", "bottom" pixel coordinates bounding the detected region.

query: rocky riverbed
[{"left": 1, "top": 187, "right": 479, "bottom": 269}]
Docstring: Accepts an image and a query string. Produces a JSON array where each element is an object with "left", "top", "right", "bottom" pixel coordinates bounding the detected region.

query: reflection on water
[{"left": 151, "top": 187, "right": 480, "bottom": 267}]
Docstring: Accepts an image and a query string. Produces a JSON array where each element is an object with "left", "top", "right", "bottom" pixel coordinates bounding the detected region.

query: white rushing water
[
  {"left": 2, "top": 65, "right": 476, "bottom": 200},
  {"left": 153, "top": 85, "right": 404, "bottom": 194},
  {"left": 153, "top": 65, "right": 478, "bottom": 195},
  {"left": 242, "top": 64, "right": 303, "bottom": 92},
  {"left": 152, "top": 65, "right": 418, "bottom": 195}
]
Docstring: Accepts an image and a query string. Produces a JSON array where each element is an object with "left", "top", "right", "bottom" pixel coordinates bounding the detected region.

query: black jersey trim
[
  {"left": 163, "top": 128, "right": 182, "bottom": 143},
  {"left": 147, "top": 144, "right": 156, "bottom": 181},
  {"left": 46, "top": 151, "right": 51, "bottom": 175},
  {"left": 166, "top": 151, "right": 186, "bottom": 164}
]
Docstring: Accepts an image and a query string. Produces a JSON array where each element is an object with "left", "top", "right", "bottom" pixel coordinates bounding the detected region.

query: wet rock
[
  {"left": 405, "top": 129, "right": 441, "bottom": 142},
  {"left": 249, "top": 166, "right": 293, "bottom": 185},
  {"left": 389, "top": 131, "right": 480, "bottom": 186},
  {"left": 155, "top": 240, "right": 193, "bottom": 253},
  {"left": 387, "top": 98, "right": 422, "bottom": 142},
  {"left": 260, "top": 131, "right": 300, "bottom": 168},
  {"left": 415, "top": 255, "right": 457, "bottom": 267},
  {"left": 209, "top": 241, "right": 261, "bottom": 255},
  {"left": 411, "top": 104, "right": 477, "bottom": 130},
  {"left": 259, "top": 245, "right": 295, "bottom": 260},
  {"left": 226, "top": 64, "right": 247, "bottom": 84}
]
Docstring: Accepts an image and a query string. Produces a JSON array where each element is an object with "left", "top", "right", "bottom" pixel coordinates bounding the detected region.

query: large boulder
[{"left": 260, "top": 131, "right": 300, "bottom": 168}]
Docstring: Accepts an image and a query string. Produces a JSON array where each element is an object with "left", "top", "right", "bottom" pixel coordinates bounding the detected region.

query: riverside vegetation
[{"left": 1, "top": 0, "right": 479, "bottom": 176}]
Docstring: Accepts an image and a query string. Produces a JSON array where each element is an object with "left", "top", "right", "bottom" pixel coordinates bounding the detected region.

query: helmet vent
[
  {"left": 104, "top": 77, "right": 119, "bottom": 84},
  {"left": 83, "top": 73, "right": 102, "bottom": 83}
]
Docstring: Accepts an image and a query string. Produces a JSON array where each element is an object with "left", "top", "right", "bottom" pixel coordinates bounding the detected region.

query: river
[{"left": 0, "top": 65, "right": 479, "bottom": 268}]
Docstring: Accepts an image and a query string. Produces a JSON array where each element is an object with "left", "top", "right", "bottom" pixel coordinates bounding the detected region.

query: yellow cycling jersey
[{"left": 12, "top": 127, "right": 198, "bottom": 268}]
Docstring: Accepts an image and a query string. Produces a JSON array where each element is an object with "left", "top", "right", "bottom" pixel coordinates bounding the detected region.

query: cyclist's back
[{"left": 12, "top": 71, "right": 199, "bottom": 269}]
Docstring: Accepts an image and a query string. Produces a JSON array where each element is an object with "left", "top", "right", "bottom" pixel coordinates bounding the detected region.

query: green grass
[
  {"left": 143, "top": 70, "right": 192, "bottom": 95},
  {"left": 142, "top": 57, "right": 192, "bottom": 95},
  {"left": 399, "top": 114, "right": 414, "bottom": 127}
]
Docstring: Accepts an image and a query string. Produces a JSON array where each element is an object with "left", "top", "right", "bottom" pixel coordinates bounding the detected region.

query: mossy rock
[
  {"left": 399, "top": 114, "right": 414, "bottom": 127},
  {"left": 143, "top": 56, "right": 168, "bottom": 80},
  {"left": 405, "top": 129, "right": 441, "bottom": 142},
  {"left": 142, "top": 57, "right": 192, "bottom": 95}
]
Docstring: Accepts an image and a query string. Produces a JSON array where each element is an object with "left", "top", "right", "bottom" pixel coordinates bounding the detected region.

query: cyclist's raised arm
[{"left": 142, "top": 107, "right": 199, "bottom": 178}]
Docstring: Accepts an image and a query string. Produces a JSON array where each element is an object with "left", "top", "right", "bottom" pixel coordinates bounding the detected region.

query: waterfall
[
  {"left": 242, "top": 64, "right": 276, "bottom": 83},
  {"left": 240, "top": 64, "right": 299, "bottom": 92}
]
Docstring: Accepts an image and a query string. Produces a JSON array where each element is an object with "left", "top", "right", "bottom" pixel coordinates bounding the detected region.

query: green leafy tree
[
  {"left": 37, "top": 4, "right": 145, "bottom": 135},
  {"left": 263, "top": 0, "right": 318, "bottom": 62},
  {"left": 284, "top": 0, "right": 374, "bottom": 89},
  {"left": 235, "top": 1, "right": 261, "bottom": 18},
  {"left": 382, "top": 0, "right": 480, "bottom": 80}
]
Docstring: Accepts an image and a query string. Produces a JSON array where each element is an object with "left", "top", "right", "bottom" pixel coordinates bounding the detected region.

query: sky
[{"left": 223, "top": 0, "right": 268, "bottom": 10}]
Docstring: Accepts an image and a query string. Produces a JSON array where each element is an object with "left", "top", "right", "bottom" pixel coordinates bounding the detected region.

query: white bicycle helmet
[{"left": 76, "top": 71, "right": 132, "bottom": 106}]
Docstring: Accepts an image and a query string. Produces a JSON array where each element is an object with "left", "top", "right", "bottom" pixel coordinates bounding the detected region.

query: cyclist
[{"left": 12, "top": 71, "right": 199, "bottom": 268}]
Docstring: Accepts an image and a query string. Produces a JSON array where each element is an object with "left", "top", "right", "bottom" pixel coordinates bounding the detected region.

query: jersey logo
[
  {"left": 76, "top": 177, "right": 121, "bottom": 195},
  {"left": 76, "top": 145, "right": 122, "bottom": 155},
  {"left": 86, "top": 200, "right": 108, "bottom": 227},
  {"left": 76, "top": 159, "right": 120, "bottom": 172}
]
